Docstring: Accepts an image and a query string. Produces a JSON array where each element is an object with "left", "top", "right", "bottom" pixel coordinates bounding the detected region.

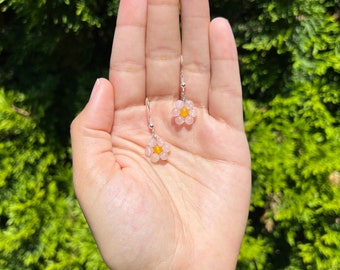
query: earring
[
  {"left": 145, "top": 98, "right": 170, "bottom": 163},
  {"left": 172, "top": 56, "right": 197, "bottom": 125}
]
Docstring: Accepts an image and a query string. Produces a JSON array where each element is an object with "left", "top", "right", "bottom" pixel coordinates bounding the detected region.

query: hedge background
[{"left": 0, "top": 0, "right": 339, "bottom": 269}]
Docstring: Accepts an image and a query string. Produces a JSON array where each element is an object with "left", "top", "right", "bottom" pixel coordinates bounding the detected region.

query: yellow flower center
[
  {"left": 153, "top": 145, "right": 163, "bottom": 155},
  {"left": 180, "top": 107, "right": 189, "bottom": 117}
]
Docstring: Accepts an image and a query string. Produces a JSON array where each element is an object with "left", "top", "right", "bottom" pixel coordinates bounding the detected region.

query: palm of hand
[
  {"left": 71, "top": 0, "right": 251, "bottom": 269},
  {"left": 73, "top": 94, "right": 250, "bottom": 269}
]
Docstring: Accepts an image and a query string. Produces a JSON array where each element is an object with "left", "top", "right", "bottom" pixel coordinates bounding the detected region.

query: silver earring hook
[
  {"left": 145, "top": 98, "right": 171, "bottom": 162},
  {"left": 180, "top": 56, "right": 186, "bottom": 101},
  {"left": 171, "top": 55, "right": 196, "bottom": 126},
  {"left": 145, "top": 97, "right": 156, "bottom": 138}
]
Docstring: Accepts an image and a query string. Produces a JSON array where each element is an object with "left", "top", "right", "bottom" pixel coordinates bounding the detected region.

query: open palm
[{"left": 71, "top": 0, "right": 251, "bottom": 269}]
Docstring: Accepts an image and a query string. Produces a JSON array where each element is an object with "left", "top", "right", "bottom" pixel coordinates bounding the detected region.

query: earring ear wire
[
  {"left": 172, "top": 56, "right": 197, "bottom": 125},
  {"left": 145, "top": 98, "right": 170, "bottom": 163}
]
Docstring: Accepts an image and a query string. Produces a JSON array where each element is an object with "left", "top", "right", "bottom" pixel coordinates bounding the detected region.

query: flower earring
[
  {"left": 145, "top": 98, "right": 170, "bottom": 163},
  {"left": 172, "top": 56, "right": 197, "bottom": 125}
]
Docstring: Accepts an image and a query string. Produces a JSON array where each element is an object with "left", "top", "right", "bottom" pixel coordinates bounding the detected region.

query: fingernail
[{"left": 90, "top": 78, "right": 101, "bottom": 100}]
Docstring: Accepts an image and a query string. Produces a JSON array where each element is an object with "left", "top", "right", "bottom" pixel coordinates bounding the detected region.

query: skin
[{"left": 70, "top": 0, "right": 251, "bottom": 269}]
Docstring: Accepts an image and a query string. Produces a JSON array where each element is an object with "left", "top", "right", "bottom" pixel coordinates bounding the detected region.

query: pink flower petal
[
  {"left": 145, "top": 146, "right": 152, "bottom": 157},
  {"left": 150, "top": 153, "right": 160, "bottom": 163},
  {"left": 172, "top": 108, "right": 179, "bottom": 117},
  {"left": 190, "top": 108, "right": 197, "bottom": 117},
  {"left": 160, "top": 152, "right": 168, "bottom": 160},
  {"left": 185, "top": 115, "right": 194, "bottom": 125},
  {"left": 175, "top": 100, "right": 184, "bottom": 109},
  {"left": 175, "top": 116, "right": 185, "bottom": 125}
]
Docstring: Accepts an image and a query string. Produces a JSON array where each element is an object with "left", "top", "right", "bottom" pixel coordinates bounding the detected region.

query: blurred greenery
[{"left": 0, "top": 0, "right": 339, "bottom": 269}]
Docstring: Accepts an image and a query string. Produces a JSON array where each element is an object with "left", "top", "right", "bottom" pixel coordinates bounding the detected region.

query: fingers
[
  {"left": 180, "top": 0, "right": 211, "bottom": 106},
  {"left": 110, "top": 0, "right": 244, "bottom": 134},
  {"left": 146, "top": 0, "right": 181, "bottom": 98},
  {"left": 109, "top": 0, "right": 147, "bottom": 109},
  {"left": 209, "top": 18, "right": 244, "bottom": 131}
]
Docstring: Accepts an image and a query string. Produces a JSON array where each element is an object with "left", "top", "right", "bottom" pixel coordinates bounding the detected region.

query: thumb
[
  {"left": 70, "top": 78, "right": 116, "bottom": 195},
  {"left": 74, "top": 78, "right": 114, "bottom": 132}
]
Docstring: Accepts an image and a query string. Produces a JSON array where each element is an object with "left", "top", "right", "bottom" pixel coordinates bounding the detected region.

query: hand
[{"left": 71, "top": 0, "right": 251, "bottom": 269}]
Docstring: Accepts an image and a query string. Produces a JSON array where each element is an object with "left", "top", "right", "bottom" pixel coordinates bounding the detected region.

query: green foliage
[
  {"left": 0, "top": 0, "right": 120, "bottom": 145},
  {"left": 229, "top": 0, "right": 340, "bottom": 268},
  {"left": 0, "top": 0, "right": 339, "bottom": 269},
  {"left": 0, "top": 90, "right": 107, "bottom": 269},
  {"left": 241, "top": 87, "right": 340, "bottom": 269}
]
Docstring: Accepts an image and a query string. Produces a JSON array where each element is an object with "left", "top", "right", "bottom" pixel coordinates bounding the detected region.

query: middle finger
[
  {"left": 146, "top": 0, "right": 181, "bottom": 98},
  {"left": 180, "top": 0, "right": 210, "bottom": 107}
]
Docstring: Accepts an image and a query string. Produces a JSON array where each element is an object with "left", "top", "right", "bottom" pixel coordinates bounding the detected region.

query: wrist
[{"left": 168, "top": 241, "right": 240, "bottom": 270}]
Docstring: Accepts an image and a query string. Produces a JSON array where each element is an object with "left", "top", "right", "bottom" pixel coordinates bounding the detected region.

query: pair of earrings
[{"left": 145, "top": 56, "right": 197, "bottom": 163}]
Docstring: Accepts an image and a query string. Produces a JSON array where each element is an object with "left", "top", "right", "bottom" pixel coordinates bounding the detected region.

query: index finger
[{"left": 109, "top": 0, "right": 147, "bottom": 109}]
